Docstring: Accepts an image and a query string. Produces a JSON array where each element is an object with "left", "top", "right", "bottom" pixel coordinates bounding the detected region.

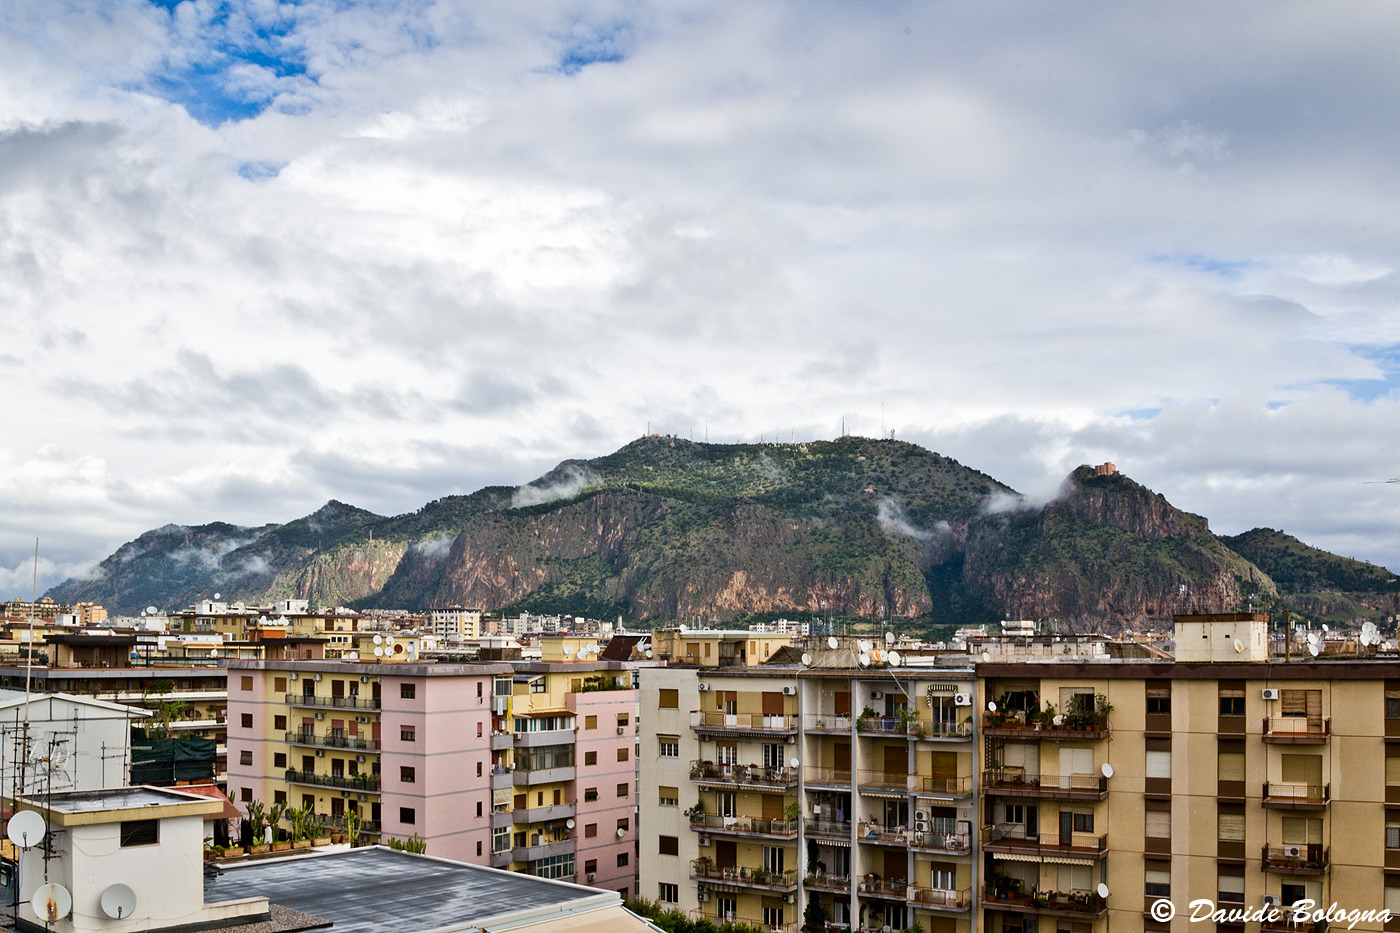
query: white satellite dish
[
  {"left": 1101, "top": 762, "right": 1114, "bottom": 778},
  {"left": 789, "top": 757, "right": 799, "bottom": 768},
  {"left": 373, "top": 635, "right": 383, "bottom": 645},
  {"left": 888, "top": 650, "right": 901, "bottom": 666},
  {"left": 213, "top": 593, "right": 221, "bottom": 600},
  {"left": 885, "top": 631, "right": 895, "bottom": 644},
  {"left": 617, "top": 828, "right": 626, "bottom": 838},
  {"left": 857, "top": 652, "right": 870, "bottom": 667},
  {"left": 566, "top": 819, "right": 576, "bottom": 830},
  {"left": 374, "top": 647, "right": 384, "bottom": 657},
  {"left": 386, "top": 636, "right": 396, "bottom": 645},
  {"left": 644, "top": 649, "right": 654, "bottom": 659},
  {"left": 1052, "top": 714, "right": 1065, "bottom": 726},
  {"left": 827, "top": 636, "right": 839, "bottom": 649},
  {"left": 563, "top": 646, "right": 574, "bottom": 656},
  {"left": 146, "top": 606, "right": 158, "bottom": 616},
  {"left": 1233, "top": 639, "right": 1245, "bottom": 653},
  {"left": 800, "top": 653, "right": 812, "bottom": 666},
  {"left": 859, "top": 640, "right": 872, "bottom": 652},
  {"left": 1096, "top": 883, "right": 1109, "bottom": 899},
  {"left": 1306, "top": 632, "right": 1321, "bottom": 648},
  {"left": 100, "top": 883, "right": 137, "bottom": 920},
  {"left": 980, "top": 651, "right": 992, "bottom": 663},
  {"left": 1323, "top": 624, "right": 1329, "bottom": 633},
  {"left": 987, "top": 701, "right": 998, "bottom": 713},
  {"left": 209, "top": 649, "right": 219, "bottom": 658},
  {"left": 33, "top": 883, "right": 72, "bottom": 922},
  {"left": 7, "top": 810, "right": 45, "bottom": 848},
  {"left": 1308, "top": 642, "right": 1320, "bottom": 657}
]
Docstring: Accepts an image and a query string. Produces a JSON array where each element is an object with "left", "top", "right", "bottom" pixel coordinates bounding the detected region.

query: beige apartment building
[{"left": 641, "top": 616, "right": 1400, "bottom": 933}]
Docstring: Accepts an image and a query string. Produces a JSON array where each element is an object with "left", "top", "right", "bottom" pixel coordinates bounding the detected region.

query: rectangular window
[
  {"left": 1071, "top": 811, "right": 1094, "bottom": 833},
  {"left": 120, "top": 820, "right": 159, "bottom": 847},
  {"left": 659, "top": 689, "right": 678, "bottom": 709},
  {"left": 659, "top": 882, "right": 678, "bottom": 903},
  {"left": 1218, "top": 873, "right": 1245, "bottom": 903},
  {"left": 401, "top": 726, "right": 415, "bottom": 742},
  {"left": 617, "top": 852, "right": 629, "bottom": 867},
  {"left": 617, "top": 747, "right": 629, "bottom": 762},
  {"left": 1218, "top": 811, "right": 1245, "bottom": 842},
  {"left": 274, "top": 715, "right": 286, "bottom": 731},
  {"left": 658, "top": 737, "right": 679, "bottom": 758},
  {"left": 585, "top": 788, "right": 598, "bottom": 802},
  {"left": 493, "top": 826, "right": 510, "bottom": 852},
  {"left": 585, "top": 751, "right": 597, "bottom": 766},
  {"left": 1146, "top": 687, "right": 1170, "bottom": 715},
  {"left": 616, "top": 783, "right": 628, "bottom": 798},
  {"left": 239, "top": 750, "right": 252, "bottom": 766},
  {"left": 1145, "top": 809, "right": 1171, "bottom": 839},
  {"left": 1145, "top": 750, "right": 1172, "bottom": 779},
  {"left": 273, "top": 753, "right": 286, "bottom": 768},
  {"left": 585, "top": 715, "right": 597, "bottom": 730},
  {"left": 1219, "top": 690, "right": 1245, "bottom": 716},
  {"left": 400, "top": 807, "right": 416, "bottom": 825},
  {"left": 618, "top": 818, "right": 630, "bottom": 832},
  {"left": 241, "top": 676, "right": 253, "bottom": 691},
  {"left": 617, "top": 713, "right": 629, "bottom": 727},
  {"left": 241, "top": 713, "right": 253, "bottom": 728},
  {"left": 241, "top": 787, "right": 252, "bottom": 802},
  {"left": 401, "top": 766, "right": 416, "bottom": 783},
  {"left": 530, "top": 678, "right": 546, "bottom": 694},
  {"left": 1387, "top": 691, "right": 1400, "bottom": 719},
  {"left": 1145, "top": 869, "right": 1170, "bottom": 898},
  {"left": 659, "top": 785, "right": 678, "bottom": 806},
  {"left": 274, "top": 790, "right": 286, "bottom": 804},
  {"left": 1218, "top": 750, "right": 1245, "bottom": 782},
  {"left": 585, "top": 823, "right": 597, "bottom": 838},
  {"left": 401, "top": 683, "right": 416, "bottom": 699},
  {"left": 275, "top": 677, "right": 286, "bottom": 693},
  {"left": 660, "top": 835, "right": 679, "bottom": 855}
]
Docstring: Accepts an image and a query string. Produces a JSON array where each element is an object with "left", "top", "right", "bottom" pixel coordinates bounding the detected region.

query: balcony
[
  {"left": 981, "top": 768, "right": 1108, "bottom": 800},
  {"left": 490, "top": 849, "right": 513, "bottom": 869},
  {"left": 513, "top": 803, "right": 575, "bottom": 824},
  {"left": 690, "top": 814, "right": 798, "bottom": 839},
  {"left": 1261, "top": 916, "right": 1329, "bottom": 933},
  {"left": 513, "top": 838, "right": 572, "bottom": 862},
  {"left": 690, "top": 710, "right": 798, "bottom": 737},
  {"left": 983, "top": 826, "right": 1107, "bottom": 860},
  {"left": 856, "top": 769, "right": 907, "bottom": 795},
  {"left": 856, "top": 821, "right": 908, "bottom": 846},
  {"left": 1261, "top": 845, "right": 1329, "bottom": 875},
  {"left": 805, "top": 713, "right": 853, "bottom": 734},
  {"left": 693, "top": 909, "right": 795, "bottom": 933},
  {"left": 981, "top": 887, "right": 1107, "bottom": 919},
  {"left": 908, "top": 774, "right": 972, "bottom": 797},
  {"left": 283, "top": 769, "right": 380, "bottom": 792},
  {"left": 804, "top": 819, "right": 852, "bottom": 840},
  {"left": 1263, "top": 718, "right": 1330, "bottom": 744},
  {"left": 514, "top": 728, "right": 575, "bottom": 749},
  {"left": 804, "top": 767, "right": 853, "bottom": 789},
  {"left": 907, "top": 886, "right": 971, "bottom": 912},
  {"left": 981, "top": 713, "right": 1110, "bottom": 741},
  {"left": 690, "top": 760, "right": 799, "bottom": 790},
  {"left": 491, "top": 768, "right": 513, "bottom": 790},
  {"left": 909, "top": 719, "right": 973, "bottom": 742},
  {"left": 283, "top": 693, "right": 381, "bottom": 710},
  {"left": 908, "top": 830, "right": 970, "bottom": 855},
  {"left": 855, "top": 878, "right": 905, "bottom": 900},
  {"left": 690, "top": 860, "right": 797, "bottom": 893},
  {"left": 856, "top": 715, "right": 907, "bottom": 737},
  {"left": 513, "top": 766, "right": 575, "bottom": 786},
  {"left": 285, "top": 731, "right": 381, "bottom": 752},
  {"left": 1261, "top": 782, "right": 1330, "bottom": 810},
  {"left": 803, "top": 872, "right": 851, "bottom": 895}
]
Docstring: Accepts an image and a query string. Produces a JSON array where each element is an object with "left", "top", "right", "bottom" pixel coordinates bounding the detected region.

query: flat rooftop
[
  {"left": 205, "top": 848, "right": 629, "bottom": 933},
  {"left": 20, "top": 786, "right": 210, "bottom": 814}
]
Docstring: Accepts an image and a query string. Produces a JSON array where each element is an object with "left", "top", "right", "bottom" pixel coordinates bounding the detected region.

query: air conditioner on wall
[
  {"left": 1262, "top": 688, "right": 1280, "bottom": 700},
  {"left": 587, "top": 873, "right": 597, "bottom": 882},
  {"left": 782, "top": 893, "right": 794, "bottom": 904},
  {"left": 314, "top": 673, "right": 322, "bottom": 681},
  {"left": 697, "top": 684, "right": 710, "bottom": 692},
  {"left": 1284, "top": 845, "right": 1303, "bottom": 858},
  {"left": 618, "top": 726, "right": 627, "bottom": 735},
  {"left": 782, "top": 686, "right": 796, "bottom": 696},
  {"left": 698, "top": 835, "right": 710, "bottom": 846},
  {"left": 697, "top": 891, "right": 710, "bottom": 903},
  {"left": 290, "top": 672, "right": 298, "bottom": 680},
  {"left": 315, "top": 749, "right": 324, "bottom": 757},
  {"left": 356, "top": 755, "right": 365, "bottom": 763},
  {"left": 953, "top": 693, "right": 972, "bottom": 707},
  {"left": 315, "top": 712, "right": 324, "bottom": 720},
  {"left": 871, "top": 691, "right": 884, "bottom": 700}
]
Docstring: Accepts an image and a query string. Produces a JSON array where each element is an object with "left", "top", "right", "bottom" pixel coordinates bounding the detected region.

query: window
[
  {"left": 401, "top": 726, "right": 415, "bottom": 742},
  {"left": 659, "top": 689, "right": 678, "bottom": 709},
  {"left": 1145, "top": 750, "right": 1171, "bottom": 779},
  {"left": 1387, "top": 814, "right": 1400, "bottom": 850},
  {"left": 493, "top": 826, "right": 510, "bottom": 852},
  {"left": 1145, "top": 809, "right": 1171, "bottom": 839},
  {"left": 617, "top": 852, "right": 629, "bottom": 867},
  {"left": 121, "top": 820, "right": 159, "bottom": 846},
  {"left": 401, "top": 766, "right": 416, "bottom": 783},
  {"left": 476, "top": 761, "right": 482, "bottom": 777},
  {"left": 274, "top": 715, "right": 286, "bottom": 731},
  {"left": 585, "top": 715, "right": 597, "bottom": 730},
  {"left": 1219, "top": 690, "right": 1245, "bottom": 716},
  {"left": 1218, "top": 873, "right": 1245, "bottom": 904},
  {"left": 617, "top": 713, "right": 629, "bottom": 727},
  {"left": 401, "top": 683, "right": 416, "bottom": 699},
  {"left": 273, "top": 753, "right": 286, "bottom": 768},
  {"left": 617, "top": 747, "right": 629, "bottom": 762},
  {"left": 477, "top": 802, "right": 482, "bottom": 817},
  {"left": 240, "top": 787, "right": 252, "bottom": 802},
  {"left": 659, "top": 882, "right": 679, "bottom": 903},
  {"left": 530, "top": 678, "right": 546, "bottom": 694},
  {"left": 616, "top": 782, "right": 628, "bottom": 798},
  {"left": 659, "top": 785, "right": 678, "bottom": 806},
  {"left": 660, "top": 835, "right": 678, "bottom": 855},
  {"left": 763, "top": 846, "right": 785, "bottom": 873},
  {"left": 477, "top": 841, "right": 482, "bottom": 856},
  {"left": 274, "top": 790, "right": 286, "bottom": 804},
  {"left": 1387, "top": 691, "right": 1400, "bottom": 719},
  {"left": 762, "top": 744, "right": 784, "bottom": 768},
  {"left": 533, "top": 854, "right": 575, "bottom": 880},
  {"left": 241, "top": 676, "right": 253, "bottom": 691},
  {"left": 658, "top": 737, "right": 679, "bottom": 758},
  {"left": 585, "top": 787, "right": 598, "bottom": 802},
  {"left": 400, "top": 807, "right": 416, "bottom": 825},
  {"left": 239, "top": 750, "right": 252, "bottom": 766},
  {"left": 717, "top": 897, "right": 738, "bottom": 921},
  {"left": 1145, "top": 869, "right": 1170, "bottom": 898},
  {"left": 618, "top": 818, "right": 630, "bottom": 832},
  {"left": 1071, "top": 811, "right": 1094, "bottom": 833},
  {"left": 1146, "top": 687, "right": 1170, "bottom": 715},
  {"left": 275, "top": 677, "right": 286, "bottom": 692},
  {"left": 241, "top": 713, "right": 253, "bottom": 728},
  {"left": 1219, "top": 749, "right": 1245, "bottom": 782},
  {"left": 585, "top": 823, "right": 597, "bottom": 838},
  {"left": 763, "top": 907, "right": 784, "bottom": 930},
  {"left": 585, "top": 751, "right": 597, "bottom": 766},
  {"left": 1218, "top": 810, "right": 1245, "bottom": 842}
]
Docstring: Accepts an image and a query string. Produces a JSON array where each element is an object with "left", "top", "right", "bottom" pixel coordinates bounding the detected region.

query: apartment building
[
  {"left": 226, "top": 656, "right": 638, "bottom": 893},
  {"left": 639, "top": 639, "right": 978, "bottom": 933}
]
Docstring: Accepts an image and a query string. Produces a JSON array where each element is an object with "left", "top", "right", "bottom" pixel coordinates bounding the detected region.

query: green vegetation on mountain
[{"left": 1219, "top": 527, "right": 1400, "bottom": 624}]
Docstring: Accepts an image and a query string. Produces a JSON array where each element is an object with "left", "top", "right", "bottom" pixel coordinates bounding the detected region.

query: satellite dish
[
  {"left": 857, "top": 652, "right": 870, "bottom": 667},
  {"left": 859, "top": 640, "right": 872, "bottom": 652},
  {"left": 1052, "top": 714, "right": 1064, "bottom": 726},
  {"left": 566, "top": 819, "right": 576, "bottom": 830},
  {"left": 100, "top": 883, "right": 137, "bottom": 920},
  {"left": 33, "top": 883, "right": 72, "bottom": 922},
  {"left": 1306, "top": 632, "right": 1321, "bottom": 648},
  {"left": 386, "top": 636, "right": 396, "bottom": 645},
  {"left": 617, "top": 828, "right": 626, "bottom": 838},
  {"left": 373, "top": 635, "right": 383, "bottom": 645},
  {"left": 644, "top": 649, "right": 654, "bottom": 659},
  {"left": 1322, "top": 624, "right": 1329, "bottom": 633},
  {"left": 213, "top": 593, "right": 221, "bottom": 600},
  {"left": 7, "top": 811, "right": 46, "bottom": 848},
  {"left": 888, "top": 650, "right": 901, "bottom": 666},
  {"left": 374, "top": 646, "right": 384, "bottom": 657},
  {"left": 210, "top": 649, "right": 219, "bottom": 658},
  {"left": 1096, "top": 883, "right": 1109, "bottom": 899},
  {"left": 885, "top": 631, "right": 895, "bottom": 644},
  {"left": 1101, "top": 763, "right": 1114, "bottom": 778},
  {"left": 1233, "top": 639, "right": 1245, "bottom": 653},
  {"left": 800, "top": 653, "right": 812, "bottom": 666},
  {"left": 827, "top": 636, "right": 839, "bottom": 649},
  {"left": 789, "top": 757, "right": 799, "bottom": 768},
  {"left": 1308, "top": 642, "right": 1320, "bottom": 657},
  {"left": 870, "top": 649, "right": 884, "bottom": 664},
  {"left": 146, "top": 606, "right": 158, "bottom": 616},
  {"left": 563, "top": 646, "right": 574, "bottom": 656},
  {"left": 980, "top": 651, "right": 992, "bottom": 663},
  {"left": 987, "top": 701, "right": 998, "bottom": 713}
]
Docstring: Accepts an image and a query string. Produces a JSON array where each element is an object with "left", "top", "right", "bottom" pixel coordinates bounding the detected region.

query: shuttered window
[
  {"left": 1218, "top": 752, "right": 1245, "bottom": 782},
  {"left": 1386, "top": 755, "right": 1400, "bottom": 786},
  {"left": 1387, "top": 887, "right": 1400, "bottom": 916},
  {"left": 1145, "top": 750, "right": 1171, "bottom": 779},
  {"left": 1281, "top": 690, "right": 1308, "bottom": 717},
  {"left": 1218, "top": 812, "right": 1245, "bottom": 842},
  {"left": 1145, "top": 810, "right": 1171, "bottom": 839},
  {"left": 1059, "top": 747, "right": 1094, "bottom": 777},
  {"left": 1281, "top": 755, "right": 1322, "bottom": 785}
]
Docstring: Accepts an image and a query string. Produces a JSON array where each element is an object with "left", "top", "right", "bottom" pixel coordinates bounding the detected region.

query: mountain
[
  {"left": 45, "top": 437, "right": 1400, "bottom": 629},
  {"left": 1218, "top": 527, "right": 1400, "bottom": 623}
]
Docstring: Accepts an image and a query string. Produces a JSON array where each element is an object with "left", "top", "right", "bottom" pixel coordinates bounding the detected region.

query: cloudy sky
[{"left": 4, "top": 0, "right": 1400, "bottom": 596}]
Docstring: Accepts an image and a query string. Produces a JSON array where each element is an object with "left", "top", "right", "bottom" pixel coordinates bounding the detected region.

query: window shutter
[{"left": 1145, "top": 750, "right": 1171, "bottom": 779}]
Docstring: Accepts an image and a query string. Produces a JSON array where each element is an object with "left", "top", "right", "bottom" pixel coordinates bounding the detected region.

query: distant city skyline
[{"left": 4, "top": 2, "right": 1400, "bottom": 593}]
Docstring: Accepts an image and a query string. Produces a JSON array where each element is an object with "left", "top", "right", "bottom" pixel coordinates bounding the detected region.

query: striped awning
[
  {"left": 815, "top": 838, "right": 851, "bottom": 848},
  {"left": 993, "top": 853, "right": 1095, "bottom": 865}
]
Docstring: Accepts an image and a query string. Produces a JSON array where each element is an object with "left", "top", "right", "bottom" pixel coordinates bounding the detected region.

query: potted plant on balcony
[
  {"left": 684, "top": 801, "right": 705, "bottom": 826},
  {"left": 856, "top": 707, "right": 876, "bottom": 732},
  {"left": 246, "top": 800, "right": 270, "bottom": 854}
]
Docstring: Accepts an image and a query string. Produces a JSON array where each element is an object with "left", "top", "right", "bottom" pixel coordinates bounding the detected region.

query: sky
[{"left": 4, "top": 0, "right": 1400, "bottom": 598}]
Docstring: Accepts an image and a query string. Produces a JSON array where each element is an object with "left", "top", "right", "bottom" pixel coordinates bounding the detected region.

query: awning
[
  {"left": 993, "top": 853, "right": 1095, "bottom": 865},
  {"left": 815, "top": 839, "right": 851, "bottom": 848}
]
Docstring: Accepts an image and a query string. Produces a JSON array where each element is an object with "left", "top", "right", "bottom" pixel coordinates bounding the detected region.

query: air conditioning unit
[
  {"left": 587, "top": 872, "right": 597, "bottom": 882},
  {"left": 953, "top": 693, "right": 972, "bottom": 707},
  {"left": 1263, "top": 895, "right": 1280, "bottom": 908},
  {"left": 340, "top": 790, "right": 348, "bottom": 797},
  {"left": 914, "top": 819, "right": 929, "bottom": 833},
  {"left": 1284, "top": 845, "right": 1303, "bottom": 858},
  {"left": 315, "top": 749, "right": 324, "bottom": 757},
  {"left": 314, "top": 673, "right": 322, "bottom": 681},
  {"left": 914, "top": 808, "right": 929, "bottom": 822},
  {"left": 356, "top": 755, "right": 366, "bottom": 762},
  {"left": 360, "top": 676, "right": 369, "bottom": 683},
  {"left": 697, "top": 684, "right": 710, "bottom": 692},
  {"left": 1262, "top": 688, "right": 1280, "bottom": 700},
  {"left": 618, "top": 726, "right": 627, "bottom": 735},
  {"left": 290, "top": 672, "right": 299, "bottom": 681},
  {"left": 697, "top": 891, "right": 710, "bottom": 903},
  {"left": 871, "top": 691, "right": 884, "bottom": 700},
  {"left": 785, "top": 735, "right": 795, "bottom": 744},
  {"left": 782, "top": 893, "right": 794, "bottom": 904},
  {"left": 698, "top": 835, "right": 710, "bottom": 847},
  {"left": 782, "top": 686, "right": 797, "bottom": 696},
  {"left": 315, "top": 712, "right": 324, "bottom": 720}
]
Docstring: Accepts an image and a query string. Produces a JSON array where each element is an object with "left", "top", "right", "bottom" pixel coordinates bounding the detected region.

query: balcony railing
[
  {"left": 1261, "top": 845, "right": 1329, "bottom": 874},
  {"left": 909, "top": 719, "right": 973, "bottom": 740},
  {"left": 804, "top": 767, "right": 853, "bottom": 788},
  {"left": 285, "top": 731, "right": 381, "bottom": 751},
  {"left": 856, "top": 769, "right": 907, "bottom": 792},
  {"left": 1261, "top": 915, "right": 1329, "bottom": 933},
  {"left": 855, "top": 878, "right": 906, "bottom": 899},
  {"left": 983, "top": 826, "right": 1107, "bottom": 859},
  {"left": 283, "top": 693, "right": 381, "bottom": 710},
  {"left": 909, "top": 830, "right": 970, "bottom": 854},
  {"left": 856, "top": 821, "right": 908, "bottom": 846},
  {"left": 1263, "top": 718, "right": 1331, "bottom": 744},
  {"left": 690, "top": 860, "right": 797, "bottom": 892},
  {"left": 691, "top": 909, "right": 796, "bottom": 933},
  {"left": 690, "top": 760, "right": 799, "bottom": 788},
  {"left": 981, "top": 886, "right": 1107, "bottom": 918},
  {"left": 690, "top": 710, "right": 799, "bottom": 734},
  {"left": 907, "top": 886, "right": 971, "bottom": 911},
  {"left": 803, "top": 872, "right": 851, "bottom": 894},
  {"left": 908, "top": 775, "right": 972, "bottom": 796},
  {"left": 690, "top": 814, "right": 799, "bottom": 838},
  {"left": 284, "top": 768, "right": 380, "bottom": 792},
  {"left": 981, "top": 714, "right": 1110, "bottom": 740},
  {"left": 804, "top": 819, "right": 852, "bottom": 838},
  {"left": 981, "top": 768, "right": 1107, "bottom": 800},
  {"left": 323, "top": 814, "right": 381, "bottom": 835},
  {"left": 1262, "top": 782, "right": 1330, "bottom": 809},
  {"left": 804, "top": 714, "right": 853, "bottom": 733}
]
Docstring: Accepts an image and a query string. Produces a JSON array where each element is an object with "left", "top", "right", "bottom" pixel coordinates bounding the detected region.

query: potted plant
[
  {"left": 311, "top": 813, "right": 333, "bottom": 847},
  {"left": 856, "top": 706, "right": 876, "bottom": 732}
]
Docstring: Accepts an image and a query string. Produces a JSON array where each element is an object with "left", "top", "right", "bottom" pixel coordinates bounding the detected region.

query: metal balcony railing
[
  {"left": 691, "top": 711, "right": 799, "bottom": 733},
  {"left": 285, "top": 731, "right": 381, "bottom": 751},
  {"left": 284, "top": 768, "right": 381, "bottom": 791},
  {"left": 283, "top": 693, "right": 381, "bottom": 710},
  {"left": 690, "top": 814, "right": 799, "bottom": 837},
  {"left": 689, "top": 760, "right": 799, "bottom": 788}
]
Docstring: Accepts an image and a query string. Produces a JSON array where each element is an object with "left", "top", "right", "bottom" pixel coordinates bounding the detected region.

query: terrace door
[
  {"left": 885, "top": 744, "right": 908, "bottom": 782},
  {"left": 716, "top": 840, "right": 737, "bottom": 869}
]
